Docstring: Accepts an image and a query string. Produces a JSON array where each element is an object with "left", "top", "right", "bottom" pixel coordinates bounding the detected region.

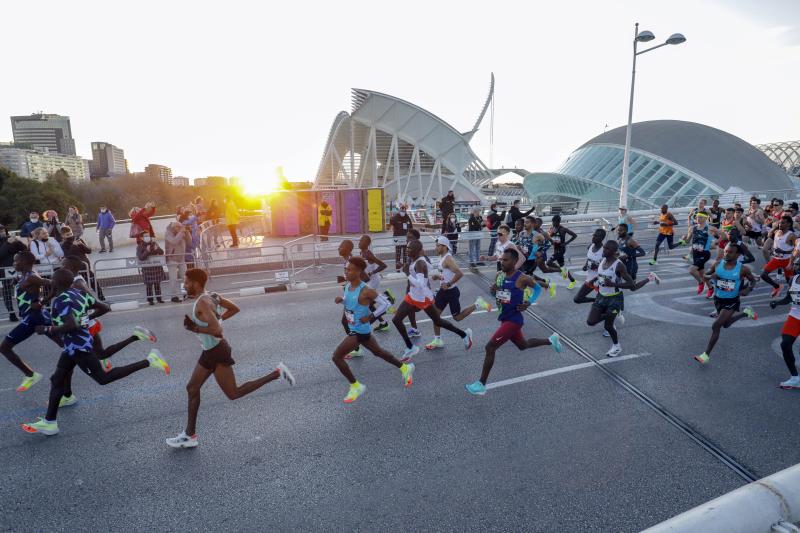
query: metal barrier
[
  {"left": 199, "top": 215, "right": 269, "bottom": 252},
  {"left": 0, "top": 261, "right": 92, "bottom": 322}
]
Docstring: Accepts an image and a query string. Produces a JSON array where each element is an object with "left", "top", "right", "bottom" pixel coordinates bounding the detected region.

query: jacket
[
  {"left": 30, "top": 238, "right": 63, "bottom": 266},
  {"left": 509, "top": 205, "right": 534, "bottom": 227},
  {"left": 66, "top": 213, "right": 84, "bottom": 237},
  {"left": 97, "top": 211, "right": 116, "bottom": 230},
  {"left": 164, "top": 225, "right": 190, "bottom": 264},
  {"left": 468, "top": 214, "right": 484, "bottom": 232},
  {"left": 225, "top": 201, "right": 240, "bottom": 225},
  {"left": 318, "top": 205, "right": 333, "bottom": 227},
  {"left": 0, "top": 238, "right": 26, "bottom": 268},
  {"left": 390, "top": 213, "right": 413, "bottom": 237},
  {"left": 61, "top": 236, "right": 91, "bottom": 267},
  {"left": 486, "top": 210, "right": 505, "bottom": 231},
  {"left": 19, "top": 220, "right": 43, "bottom": 238}
]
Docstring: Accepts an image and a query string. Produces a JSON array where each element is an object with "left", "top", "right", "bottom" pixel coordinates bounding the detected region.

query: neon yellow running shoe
[
  {"left": 21, "top": 417, "right": 59, "bottom": 436},
  {"left": 400, "top": 362, "right": 415, "bottom": 388},
  {"left": 567, "top": 280, "right": 576, "bottom": 290},
  {"left": 560, "top": 266, "right": 568, "bottom": 280},
  {"left": 147, "top": 349, "right": 171, "bottom": 375},
  {"left": 343, "top": 381, "right": 366, "bottom": 403},
  {"left": 474, "top": 296, "right": 492, "bottom": 312},
  {"left": 693, "top": 352, "right": 710, "bottom": 364},
  {"left": 16, "top": 372, "right": 42, "bottom": 392},
  {"left": 548, "top": 283, "right": 557, "bottom": 299},
  {"left": 59, "top": 395, "right": 78, "bottom": 408}
]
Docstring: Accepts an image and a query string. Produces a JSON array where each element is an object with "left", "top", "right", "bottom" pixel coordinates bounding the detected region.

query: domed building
[{"left": 523, "top": 120, "right": 797, "bottom": 210}]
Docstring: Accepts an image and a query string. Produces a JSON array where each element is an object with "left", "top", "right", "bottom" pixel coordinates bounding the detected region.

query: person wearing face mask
[
  {"left": 29, "top": 227, "right": 64, "bottom": 269},
  {"left": 96, "top": 205, "right": 116, "bottom": 253},
  {"left": 439, "top": 190, "right": 456, "bottom": 231},
  {"left": 42, "top": 210, "right": 64, "bottom": 243},
  {"left": 137, "top": 231, "right": 166, "bottom": 305},
  {"left": 19, "top": 212, "right": 43, "bottom": 244},
  {"left": 390, "top": 204, "right": 413, "bottom": 271},
  {"left": 0, "top": 225, "right": 27, "bottom": 321},
  {"left": 442, "top": 213, "right": 461, "bottom": 254},
  {"left": 66, "top": 206, "right": 84, "bottom": 238}
]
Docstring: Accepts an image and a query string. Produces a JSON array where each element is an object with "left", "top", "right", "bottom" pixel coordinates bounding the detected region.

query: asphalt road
[{"left": 0, "top": 247, "right": 797, "bottom": 532}]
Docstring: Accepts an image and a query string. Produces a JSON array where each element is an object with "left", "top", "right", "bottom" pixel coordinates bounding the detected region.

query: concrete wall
[{"left": 79, "top": 214, "right": 176, "bottom": 249}]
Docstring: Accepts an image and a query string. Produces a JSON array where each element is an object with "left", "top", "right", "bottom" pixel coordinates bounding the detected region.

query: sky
[{"left": 1, "top": 0, "right": 798, "bottom": 186}]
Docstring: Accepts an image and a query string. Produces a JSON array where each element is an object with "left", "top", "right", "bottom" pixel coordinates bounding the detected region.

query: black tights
[
  {"left": 392, "top": 301, "right": 465, "bottom": 349},
  {"left": 781, "top": 334, "right": 799, "bottom": 376},
  {"left": 63, "top": 335, "right": 140, "bottom": 397}
]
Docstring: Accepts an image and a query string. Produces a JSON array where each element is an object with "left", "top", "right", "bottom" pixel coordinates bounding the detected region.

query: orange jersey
[{"left": 658, "top": 213, "right": 675, "bottom": 235}]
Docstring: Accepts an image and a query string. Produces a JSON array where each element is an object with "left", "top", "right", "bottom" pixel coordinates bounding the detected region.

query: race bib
[
  {"left": 587, "top": 260, "right": 599, "bottom": 271},
  {"left": 791, "top": 292, "right": 800, "bottom": 305},
  {"left": 496, "top": 290, "right": 511, "bottom": 304},
  {"left": 551, "top": 235, "right": 561, "bottom": 243},
  {"left": 80, "top": 316, "right": 90, "bottom": 327},
  {"left": 692, "top": 243, "right": 705, "bottom": 252},
  {"left": 344, "top": 309, "right": 355, "bottom": 325},
  {"left": 716, "top": 279, "right": 736, "bottom": 292}
]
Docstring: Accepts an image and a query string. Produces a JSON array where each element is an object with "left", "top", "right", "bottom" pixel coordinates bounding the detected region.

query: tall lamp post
[{"left": 619, "top": 23, "right": 686, "bottom": 209}]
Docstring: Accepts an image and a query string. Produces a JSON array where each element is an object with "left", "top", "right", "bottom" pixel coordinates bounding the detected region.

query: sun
[{"left": 240, "top": 174, "right": 280, "bottom": 196}]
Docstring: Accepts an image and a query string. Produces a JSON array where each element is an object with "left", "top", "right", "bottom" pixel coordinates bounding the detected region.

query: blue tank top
[
  {"left": 692, "top": 225, "right": 712, "bottom": 252},
  {"left": 714, "top": 261, "right": 742, "bottom": 299},
  {"left": 15, "top": 271, "right": 41, "bottom": 318},
  {"left": 344, "top": 281, "right": 371, "bottom": 334},
  {"left": 495, "top": 271, "right": 524, "bottom": 324},
  {"left": 618, "top": 216, "right": 633, "bottom": 234},
  {"left": 191, "top": 293, "right": 224, "bottom": 350}
]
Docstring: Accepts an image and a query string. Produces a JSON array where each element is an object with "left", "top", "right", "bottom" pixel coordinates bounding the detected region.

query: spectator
[
  {"left": 192, "top": 196, "right": 206, "bottom": 221},
  {"left": 508, "top": 200, "right": 534, "bottom": 233},
  {"left": 318, "top": 201, "right": 333, "bottom": 241},
  {"left": 205, "top": 199, "right": 222, "bottom": 247},
  {"left": 164, "top": 221, "right": 189, "bottom": 303},
  {"left": 0, "top": 225, "right": 26, "bottom": 321},
  {"left": 224, "top": 195, "right": 240, "bottom": 248},
  {"left": 442, "top": 212, "right": 461, "bottom": 254},
  {"left": 467, "top": 206, "right": 484, "bottom": 266},
  {"left": 42, "top": 210, "right": 64, "bottom": 243},
  {"left": 439, "top": 190, "right": 456, "bottom": 230},
  {"left": 182, "top": 209, "right": 200, "bottom": 268},
  {"left": 390, "top": 204, "right": 414, "bottom": 270},
  {"left": 136, "top": 231, "right": 165, "bottom": 305},
  {"left": 486, "top": 203, "right": 506, "bottom": 256},
  {"left": 60, "top": 226, "right": 103, "bottom": 300},
  {"left": 131, "top": 201, "right": 156, "bottom": 238},
  {"left": 96, "top": 205, "right": 116, "bottom": 253},
  {"left": 65, "top": 206, "right": 84, "bottom": 238},
  {"left": 19, "top": 212, "right": 43, "bottom": 243},
  {"left": 29, "top": 227, "right": 63, "bottom": 268}
]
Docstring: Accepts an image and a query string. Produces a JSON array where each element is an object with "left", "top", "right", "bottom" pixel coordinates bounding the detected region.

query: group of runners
[{"left": 4, "top": 194, "right": 800, "bottom": 446}]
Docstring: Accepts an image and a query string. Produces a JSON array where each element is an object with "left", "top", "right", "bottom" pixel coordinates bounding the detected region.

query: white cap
[{"left": 436, "top": 235, "right": 451, "bottom": 249}]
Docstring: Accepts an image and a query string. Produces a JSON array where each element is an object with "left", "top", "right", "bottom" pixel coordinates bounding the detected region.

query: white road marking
[
  {"left": 485, "top": 352, "right": 652, "bottom": 390},
  {"left": 413, "top": 309, "right": 490, "bottom": 324},
  {"left": 625, "top": 292, "right": 782, "bottom": 327}
]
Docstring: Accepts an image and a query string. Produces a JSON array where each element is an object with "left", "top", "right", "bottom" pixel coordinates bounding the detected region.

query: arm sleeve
[
  {"left": 634, "top": 246, "right": 646, "bottom": 258},
  {"left": 406, "top": 272, "right": 428, "bottom": 288},
  {"left": 372, "top": 294, "right": 390, "bottom": 316}
]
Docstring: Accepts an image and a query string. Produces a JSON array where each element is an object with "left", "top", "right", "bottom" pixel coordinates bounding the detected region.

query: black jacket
[
  {"left": 390, "top": 213, "right": 414, "bottom": 237},
  {"left": 487, "top": 210, "right": 505, "bottom": 230},
  {"left": 439, "top": 195, "right": 455, "bottom": 218},
  {"left": 0, "top": 238, "right": 26, "bottom": 268},
  {"left": 61, "top": 236, "right": 92, "bottom": 268},
  {"left": 509, "top": 205, "right": 534, "bottom": 227},
  {"left": 468, "top": 214, "right": 484, "bottom": 232}
]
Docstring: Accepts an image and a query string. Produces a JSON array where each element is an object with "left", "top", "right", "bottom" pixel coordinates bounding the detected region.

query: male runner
[
  {"left": 465, "top": 248, "right": 562, "bottom": 395},
  {"left": 770, "top": 257, "right": 800, "bottom": 389},
  {"left": 762, "top": 199, "right": 785, "bottom": 261},
  {"left": 745, "top": 197, "right": 765, "bottom": 247},
  {"left": 336, "top": 239, "right": 376, "bottom": 358},
  {"left": 572, "top": 228, "right": 606, "bottom": 305},
  {"left": 0, "top": 251, "right": 50, "bottom": 392},
  {"left": 650, "top": 204, "right": 681, "bottom": 265},
  {"left": 166, "top": 268, "right": 295, "bottom": 448},
  {"left": 761, "top": 215, "right": 796, "bottom": 297},
  {"left": 693, "top": 243, "right": 757, "bottom": 364},
  {"left": 392, "top": 240, "right": 472, "bottom": 360},
  {"left": 708, "top": 199, "right": 723, "bottom": 230},
  {"left": 513, "top": 216, "right": 558, "bottom": 299},
  {"left": 685, "top": 212, "right": 720, "bottom": 297},
  {"left": 21, "top": 269, "right": 170, "bottom": 436},
  {"left": 424, "top": 236, "right": 492, "bottom": 350},
  {"left": 546, "top": 215, "right": 577, "bottom": 288},
  {"left": 357, "top": 235, "right": 393, "bottom": 333},
  {"left": 481, "top": 224, "right": 524, "bottom": 272},
  {"left": 332, "top": 256, "right": 414, "bottom": 403},
  {"left": 617, "top": 224, "right": 648, "bottom": 281}
]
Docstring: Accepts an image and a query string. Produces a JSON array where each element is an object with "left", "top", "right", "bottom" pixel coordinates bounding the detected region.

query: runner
[
  {"left": 546, "top": 215, "right": 577, "bottom": 288},
  {"left": 618, "top": 206, "right": 636, "bottom": 237},
  {"left": 650, "top": 204, "right": 681, "bottom": 265},
  {"left": 21, "top": 269, "right": 170, "bottom": 436},
  {"left": 745, "top": 197, "right": 765, "bottom": 247},
  {"left": 465, "top": 248, "right": 562, "bottom": 395},
  {"left": 572, "top": 228, "right": 606, "bottom": 305},
  {"left": 685, "top": 212, "right": 720, "bottom": 297},
  {"left": 617, "top": 225, "right": 649, "bottom": 281},
  {"left": 708, "top": 199, "right": 723, "bottom": 230},
  {"left": 514, "top": 216, "right": 558, "bottom": 299},
  {"left": 424, "top": 236, "right": 492, "bottom": 350},
  {"left": 481, "top": 224, "right": 524, "bottom": 272},
  {"left": 760, "top": 215, "right": 796, "bottom": 297},
  {"left": 0, "top": 251, "right": 51, "bottom": 392},
  {"left": 392, "top": 240, "right": 473, "bottom": 360},
  {"left": 693, "top": 243, "right": 758, "bottom": 364},
  {"left": 332, "top": 256, "right": 414, "bottom": 403},
  {"left": 762, "top": 199, "right": 785, "bottom": 261},
  {"left": 769, "top": 257, "right": 800, "bottom": 389},
  {"left": 716, "top": 207, "right": 736, "bottom": 260},
  {"left": 166, "top": 268, "right": 295, "bottom": 448},
  {"left": 357, "top": 235, "right": 393, "bottom": 333}
]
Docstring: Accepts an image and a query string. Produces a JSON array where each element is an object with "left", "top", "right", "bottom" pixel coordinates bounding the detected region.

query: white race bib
[
  {"left": 496, "top": 290, "right": 511, "bottom": 304},
  {"left": 716, "top": 279, "right": 736, "bottom": 292},
  {"left": 692, "top": 243, "right": 705, "bottom": 252},
  {"left": 344, "top": 310, "right": 355, "bottom": 325}
]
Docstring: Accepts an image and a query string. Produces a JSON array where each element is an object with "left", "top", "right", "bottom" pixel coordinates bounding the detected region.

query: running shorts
[
  {"left": 348, "top": 331, "right": 372, "bottom": 344},
  {"left": 434, "top": 286, "right": 461, "bottom": 315},
  {"left": 198, "top": 339, "right": 236, "bottom": 370},
  {"left": 765, "top": 257, "right": 791, "bottom": 274},
  {"left": 490, "top": 321, "right": 525, "bottom": 347},
  {"left": 592, "top": 293, "right": 624, "bottom": 315},
  {"left": 745, "top": 230, "right": 762, "bottom": 240},
  {"left": 5, "top": 311, "right": 50, "bottom": 345},
  {"left": 782, "top": 316, "right": 800, "bottom": 337},
  {"left": 550, "top": 249, "right": 566, "bottom": 267},
  {"left": 521, "top": 259, "right": 537, "bottom": 275},
  {"left": 404, "top": 293, "right": 432, "bottom": 310},
  {"left": 655, "top": 233, "right": 674, "bottom": 247},
  {"left": 713, "top": 296, "right": 740, "bottom": 312},
  {"left": 692, "top": 250, "right": 711, "bottom": 269}
]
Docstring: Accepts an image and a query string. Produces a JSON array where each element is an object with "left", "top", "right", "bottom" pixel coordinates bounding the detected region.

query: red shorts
[
  {"left": 404, "top": 294, "right": 432, "bottom": 310},
  {"left": 782, "top": 316, "right": 800, "bottom": 337},
  {"left": 765, "top": 257, "right": 793, "bottom": 278},
  {"left": 490, "top": 321, "right": 525, "bottom": 347}
]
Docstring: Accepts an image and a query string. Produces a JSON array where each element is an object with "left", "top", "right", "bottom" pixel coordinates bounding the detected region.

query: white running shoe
[
  {"left": 166, "top": 432, "right": 198, "bottom": 449},
  {"left": 133, "top": 326, "right": 157, "bottom": 342},
  {"left": 463, "top": 328, "right": 473, "bottom": 350},
  {"left": 606, "top": 344, "right": 623, "bottom": 358},
  {"left": 401, "top": 345, "right": 419, "bottom": 362},
  {"left": 616, "top": 312, "right": 625, "bottom": 327},
  {"left": 779, "top": 376, "right": 800, "bottom": 389},
  {"left": 648, "top": 272, "right": 661, "bottom": 285},
  {"left": 277, "top": 363, "right": 295, "bottom": 386}
]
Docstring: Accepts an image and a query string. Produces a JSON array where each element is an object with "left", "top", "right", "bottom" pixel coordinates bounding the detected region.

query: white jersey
[
  {"left": 437, "top": 252, "right": 456, "bottom": 287},
  {"left": 494, "top": 239, "right": 513, "bottom": 258},
  {"left": 596, "top": 258, "right": 621, "bottom": 296},
  {"left": 360, "top": 250, "right": 381, "bottom": 289},
  {"left": 408, "top": 257, "right": 434, "bottom": 302},
  {"left": 747, "top": 211, "right": 763, "bottom": 233},
  {"left": 585, "top": 243, "right": 604, "bottom": 282},
  {"left": 773, "top": 230, "right": 794, "bottom": 258},
  {"left": 789, "top": 275, "right": 800, "bottom": 320}
]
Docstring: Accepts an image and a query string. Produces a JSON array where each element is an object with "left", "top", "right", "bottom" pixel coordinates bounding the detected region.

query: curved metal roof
[{"left": 581, "top": 120, "right": 794, "bottom": 191}]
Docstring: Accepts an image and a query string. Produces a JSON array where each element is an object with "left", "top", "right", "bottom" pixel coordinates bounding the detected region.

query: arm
[
  {"left": 628, "top": 238, "right": 646, "bottom": 258},
  {"left": 563, "top": 227, "right": 578, "bottom": 246},
  {"left": 29, "top": 241, "right": 46, "bottom": 262},
  {"left": 136, "top": 244, "right": 149, "bottom": 261},
  {"left": 38, "top": 309, "right": 79, "bottom": 335},
  {"left": 185, "top": 296, "right": 223, "bottom": 336},
  {"left": 612, "top": 262, "right": 635, "bottom": 290},
  {"left": 365, "top": 250, "right": 387, "bottom": 275},
  {"left": 87, "top": 299, "right": 111, "bottom": 321},
  {"left": 441, "top": 256, "right": 463, "bottom": 289},
  {"left": 408, "top": 260, "right": 429, "bottom": 286},
  {"left": 509, "top": 243, "right": 525, "bottom": 270},
  {"left": 740, "top": 265, "right": 757, "bottom": 295},
  {"left": 217, "top": 295, "right": 240, "bottom": 321}
]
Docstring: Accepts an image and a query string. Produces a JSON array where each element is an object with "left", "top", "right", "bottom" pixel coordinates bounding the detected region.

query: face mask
[
  {"left": 400, "top": 211, "right": 406, "bottom": 215},
  {"left": 30, "top": 217, "right": 38, "bottom": 223},
  {"left": 143, "top": 236, "right": 152, "bottom": 243},
  {"left": 101, "top": 209, "right": 107, "bottom": 213},
  {"left": 41, "top": 237, "right": 49, "bottom": 242}
]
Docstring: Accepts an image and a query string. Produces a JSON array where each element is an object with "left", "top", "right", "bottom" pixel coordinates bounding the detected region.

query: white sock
[{"left": 612, "top": 343, "right": 621, "bottom": 350}]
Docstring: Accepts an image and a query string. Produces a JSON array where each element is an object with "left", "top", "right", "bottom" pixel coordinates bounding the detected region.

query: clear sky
[{"left": 2, "top": 0, "right": 797, "bottom": 185}]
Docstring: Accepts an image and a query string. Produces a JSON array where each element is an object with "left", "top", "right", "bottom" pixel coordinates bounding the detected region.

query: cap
[{"left": 436, "top": 235, "right": 451, "bottom": 249}]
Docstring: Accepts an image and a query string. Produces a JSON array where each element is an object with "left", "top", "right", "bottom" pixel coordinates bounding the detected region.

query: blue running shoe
[
  {"left": 465, "top": 380, "right": 486, "bottom": 396},
  {"left": 549, "top": 333, "right": 562, "bottom": 353}
]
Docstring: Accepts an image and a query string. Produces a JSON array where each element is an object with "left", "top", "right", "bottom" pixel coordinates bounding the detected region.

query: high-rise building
[
  {"left": 10, "top": 113, "right": 76, "bottom": 155},
  {"left": 90, "top": 141, "right": 127, "bottom": 178},
  {"left": 171, "top": 176, "right": 190, "bottom": 187},
  {"left": 0, "top": 146, "right": 90, "bottom": 181},
  {"left": 144, "top": 163, "right": 173, "bottom": 184},
  {"left": 194, "top": 176, "right": 227, "bottom": 187}
]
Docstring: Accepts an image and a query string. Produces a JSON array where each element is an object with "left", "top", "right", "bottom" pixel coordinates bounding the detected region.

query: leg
[
  {"left": 573, "top": 283, "right": 596, "bottom": 304},
  {"left": 704, "top": 310, "right": 733, "bottom": 355},
  {"left": 0, "top": 338, "right": 35, "bottom": 377},
  {"left": 408, "top": 310, "right": 418, "bottom": 329},
  {"left": 97, "top": 335, "right": 139, "bottom": 359},
  {"left": 453, "top": 304, "right": 477, "bottom": 322},
  {"left": 781, "top": 334, "right": 799, "bottom": 376},
  {"left": 107, "top": 229, "right": 114, "bottom": 252},
  {"left": 653, "top": 234, "right": 665, "bottom": 261},
  {"left": 44, "top": 355, "right": 77, "bottom": 421},
  {"left": 667, "top": 234, "right": 680, "bottom": 250},
  {"left": 424, "top": 305, "right": 465, "bottom": 338},
  {"left": 185, "top": 364, "right": 214, "bottom": 436},
  {"left": 228, "top": 225, "right": 239, "bottom": 247},
  {"left": 145, "top": 282, "right": 154, "bottom": 302},
  {"left": 761, "top": 269, "right": 779, "bottom": 289},
  {"left": 331, "top": 336, "right": 360, "bottom": 383},
  {"left": 213, "top": 363, "right": 279, "bottom": 400},
  {"left": 603, "top": 314, "right": 619, "bottom": 344},
  {"left": 586, "top": 305, "right": 605, "bottom": 326},
  {"left": 168, "top": 263, "right": 177, "bottom": 298},
  {"left": 361, "top": 336, "right": 403, "bottom": 368},
  {"left": 391, "top": 302, "right": 415, "bottom": 348},
  {"left": 479, "top": 341, "right": 500, "bottom": 384},
  {"left": 510, "top": 329, "right": 552, "bottom": 351},
  {"left": 78, "top": 353, "right": 149, "bottom": 385},
  {"left": 395, "top": 245, "right": 403, "bottom": 270}
]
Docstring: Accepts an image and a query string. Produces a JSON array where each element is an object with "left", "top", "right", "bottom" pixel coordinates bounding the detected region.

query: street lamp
[{"left": 619, "top": 23, "right": 686, "bottom": 209}]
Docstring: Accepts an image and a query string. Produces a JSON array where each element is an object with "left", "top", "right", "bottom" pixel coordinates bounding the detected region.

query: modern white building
[
  {"left": 0, "top": 146, "right": 89, "bottom": 181},
  {"left": 11, "top": 113, "right": 76, "bottom": 155},
  {"left": 90, "top": 141, "right": 127, "bottom": 177},
  {"left": 757, "top": 140, "right": 800, "bottom": 178}
]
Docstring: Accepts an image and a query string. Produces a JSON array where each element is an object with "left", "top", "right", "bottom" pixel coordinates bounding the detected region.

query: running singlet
[
  {"left": 361, "top": 250, "right": 380, "bottom": 289},
  {"left": 408, "top": 257, "right": 434, "bottom": 302},
  {"left": 618, "top": 237, "right": 638, "bottom": 274},
  {"left": 789, "top": 275, "right": 800, "bottom": 320},
  {"left": 596, "top": 259, "right": 621, "bottom": 296},
  {"left": 343, "top": 281, "right": 371, "bottom": 335},
  {"left": 15, "top": 271, "right": 42, "bottom": 319},
  {"left": 714, "top": 262, "right": 741, "bottom": 299},
  {"left": 747, "top": 211, "right": 762, "bottom": 233},
  {"left": 773, "top": 231, "right": 794, "bottom": 258},
  {"left": 191, "top": 293, "right": 224, "bottom": 350},
  {"left": 51, "top": 289, "right": 95, "bottom": 356},
  {"left": 515, "top": 231, "right": 534, "bottom": 259},
  {"left": 658, "top": 214, "right": 674, "bottom": 235},
  {"left": 495, "top": 271, "right": 524, "bottom": 324},
  {"left": 691, "top": 226, "right": 712, "bottom": 252},
  {"left": 585, "top": 244, "right": 603, "bottom": 282},
  {"left": 437, "top": 253, "right": 456, "bottom": 287},
  {"left": 549, "top": 227, "right": 566, "bottom": 249},
  {"left": 618, "top": 216, "right": 633, "bottom": 235}
]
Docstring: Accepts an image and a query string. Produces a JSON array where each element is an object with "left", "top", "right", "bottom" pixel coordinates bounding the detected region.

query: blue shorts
[
  {"left": 434, "top": 286, "right": 461, "bottom": 316},
  {"left": 5, "top": 311, "right": 50, "bottom": 345}
]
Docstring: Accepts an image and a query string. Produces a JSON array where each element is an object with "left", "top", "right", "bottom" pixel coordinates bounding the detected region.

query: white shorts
[{"left": 367, "top": 275, "right": 381, "bottom": 291}]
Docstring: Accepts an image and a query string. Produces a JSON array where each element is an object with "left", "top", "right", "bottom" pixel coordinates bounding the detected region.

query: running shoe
[
  {"left": 388, "top": 306, "right": 396, "bottom": 315},
  {"left": 374, "top": 322, "right": 390, "bottom": 332},
  {"left": 779, "top": 376, "right": 800, "bottom": 389},
  {"left": 696, "top": 283, "right": 705, "bottom": 295},
  {"left": 277, "top": 362, "right": 296, "bottom": 386},
  {"left": 383, "top": 289, "right": 396, "bottom": 305},
  {"left": 560, "top": 267, "right": 568, "bottom": 280},
  {"left": 21, "top": 417, "right": 59, "bottom": 436},
  {"left": 616, "top": 312, "right": 625, "bottom": 327},
  {"left": 693, "top": 352, "right": 710, "bottom": 364},
  {"left": 343, "top": 382, "right": 366, "bottom": 403},
  {"left": 16, "top": 372, "right": 42, "bottom": 392},
  {"left": 407, "top": 328, "right": 422, "bottom": 338},
  {"left": 344, "top": 346, "right": 363, "bottom": 360},
  {"left": 474, "top": 296, "right": 492, "bottom": 312},
  {"left": 602, "top": 328, "right": 612, "bottom": 338},
  {"left": 425, "top": 337, "right": 444, "bottom": 350},
  {"left": 166, "top": 432, "right": 199, "bottom": 449},
  {"left": 677, "top": 239, "right": 687, "bottom": 246},
  {"left": 549, "top": 333, "right": 562, "bottom": 353},
  {"left": 548, "top": 283, "right": 557, "bottom": 299},
  {"left": 133, "top": 326, "right": 157, "bottom": 342},
  {"left": 709, "top": 310, "right": 718, "bottom": 318},
  {"left": 400, "top": 362, "right": 415, "bottom": 387},
  {"left": 771, "top": 284, "right": 783, "bottom": 298},
  {"left": 567, "top": 281, "right": 576, "bottom": 290},
  {"left": 743, "top": 307, "right": 758, "bottom": 321},
  {"left": 58, "top": 394, "right": 78, "bottom": 408},
  {"left": 401, "top": 345, "right": 419, "bottom": 362},
  {"left": 463, "top": 328, "right": 473, "bottom": 350},
  {"left": 101, "top": 358, "right": 112, "bottom": 372},
  {"left": 465, "top": 380, "right": 486, "bottom": 396},
  {"left": 705, "top": 287, "right": 714, "bottom": 299},
  {"left": 606, "top": 345, "right": 623, "bottom": 358},
  {"left": 648, "top": 272, "right": 661, "bottom": 285},
  {"left": 147, "top": 349, "right": 171, "bottom": 375},
  {"left": 648, "top": 259, "right": 658, "bottom": 266}
]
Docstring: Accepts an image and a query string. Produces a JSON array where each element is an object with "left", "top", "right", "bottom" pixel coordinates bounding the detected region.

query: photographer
[{"left": 60, "top": 226, "right": 103, "bottom": 300}]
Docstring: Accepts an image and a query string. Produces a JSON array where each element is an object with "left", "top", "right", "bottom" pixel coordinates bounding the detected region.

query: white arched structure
[{"left": 314, "top": 83, "right": 496, "bottom": 204}]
